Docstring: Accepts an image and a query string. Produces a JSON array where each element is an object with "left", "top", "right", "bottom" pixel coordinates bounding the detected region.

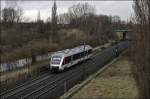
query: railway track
[
  {"left": 0, "top": 49, "right": 103, "bottom": 99},
  {"left": 36, "top": 51, "right": 116, "bottom": 99},
  {"left": 0, "top": 73, "right": 49, "bottom": 95},
  {"left": 22, "top": 69, "right": 83, "bottom": 99},
  {"left": 0, "top": 74, "right": 55, "bottom": 98},
  {"left": 0, "top": 41, "right": 129, "bottom": 99},
  {"left": 0, "top": 43, "right": 101, "bottom": 92},
  {"left": 22, "top": 58, "right": 101, "bottom": 99},
  {"left": 1, "top": 64, "right": 85, "bottom": 99},
  {"left": 0, "top": 42, "right": 105, "bottom": 92},
  {"left": 0, "top": 46, "right": 101, "bottom": 96}
]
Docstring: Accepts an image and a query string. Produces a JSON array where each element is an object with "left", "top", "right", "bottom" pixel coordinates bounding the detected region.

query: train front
[{"left": 50, "top": 54, "right": 64, "bottom": 72}]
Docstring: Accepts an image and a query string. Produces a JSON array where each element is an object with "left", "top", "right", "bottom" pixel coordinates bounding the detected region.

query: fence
[{"left": 0, "top": 53, "right": 52, "bottom": 73}]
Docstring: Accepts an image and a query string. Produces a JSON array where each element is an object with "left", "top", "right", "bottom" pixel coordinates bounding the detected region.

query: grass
[{"left": 71, "top": 56, "right": 138, "bottom": 99}]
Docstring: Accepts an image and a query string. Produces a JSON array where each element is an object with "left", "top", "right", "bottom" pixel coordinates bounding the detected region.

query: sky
[{"left": 1, "top": 0, "right": 134, "bottom": 22}]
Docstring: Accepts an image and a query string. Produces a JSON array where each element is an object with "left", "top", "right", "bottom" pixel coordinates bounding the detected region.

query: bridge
[{"left": 114, "top": 30, "right": 132, "bottom": 40}]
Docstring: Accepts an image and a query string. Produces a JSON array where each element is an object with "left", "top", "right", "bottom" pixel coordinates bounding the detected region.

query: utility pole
[
  {"left": 82, "top": 13, "right": 88, "bottom": 80},
  {"left": 82, "top": 42, "right": 86, "bottom": 80},
  {"left": 37, "top": 10, "right": 41, "bottom": 22}
]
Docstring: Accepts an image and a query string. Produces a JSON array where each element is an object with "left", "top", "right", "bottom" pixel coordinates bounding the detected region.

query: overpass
[{"left": 114, "top": 30, "right": 132, "bottom": 40}]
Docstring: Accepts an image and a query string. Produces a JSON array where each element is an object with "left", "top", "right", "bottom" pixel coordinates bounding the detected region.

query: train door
[
  {"left": 71, "top": 55, "right": 73, "bottom": 65},
  {"left": 84, "top": 50, "right": 88, "bottom": 60},
  {"left": 63, "top": 56, "right": 72, "bottom": 68}
]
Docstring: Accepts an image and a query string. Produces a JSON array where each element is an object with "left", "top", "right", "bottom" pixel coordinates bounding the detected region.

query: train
[{"left": 50, "top": 45, "right": 93, "bottom": 72}]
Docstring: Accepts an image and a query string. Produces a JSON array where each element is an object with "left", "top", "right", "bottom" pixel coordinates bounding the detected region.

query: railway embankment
[
  {"left": 0, "top": 42, "right": 113, "bottom": 91},
  {"left": 61, "top": 55, "right": 138, "bottom": 99}
]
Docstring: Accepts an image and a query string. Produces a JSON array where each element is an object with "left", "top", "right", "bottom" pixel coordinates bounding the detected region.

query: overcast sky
[{"left": 1, "top": 0, "right": 134, "bottom": 22}]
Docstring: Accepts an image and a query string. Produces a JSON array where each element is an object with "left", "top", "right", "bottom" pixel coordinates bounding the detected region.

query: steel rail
[
  {"left": 0, "top": 73, "right": 49, "bottom": 96},
  {"left": 1, "top": 74, "right": 56, "bottom": 99},
  {"left": 34, "top": 70, "right": 82, "bottom": 99},
  {"left": 21, "top": 69, "right": 83, "bottom": 99},
  {"left": 25, "top": 52, "right": 107, "bottom": 98}
]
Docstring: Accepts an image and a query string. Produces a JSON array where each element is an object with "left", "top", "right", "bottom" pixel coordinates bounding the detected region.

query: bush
[{"left": 1, "top": 29, "right": 104, "bottom": 63}]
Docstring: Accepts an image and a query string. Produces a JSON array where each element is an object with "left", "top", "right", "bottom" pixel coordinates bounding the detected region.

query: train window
[
  {"left": 72, "top": 50, "right": 90, "bottom": 61},
  {"left": 73, "top": 53, "right": 81, "bottom": 60},
  {"left": 80, "top": 52, "right": 84, "bottom": 57},
  {"left": 52, "top": 56, "right": 62, "bottom": 61},
  {"left": 77, "top": 53, "right": 81, "bottom": 59},
  {"left": 79, "top": 52, "right": 82, "bottom": 58},
  {"left": 88, "top": 49, "right": 92, "bottom": 54},
  {"left": 51, "top": 56, "right": 62, "bottom": 64},
  {"left": 85, "top": 51, "right": 88, "bottom": 55},
  {"left": 73, "top": 54, "right": 77, "bottom": 60},
  {"left": 67, "top": 56, "right": 71, "bottom": 62}
]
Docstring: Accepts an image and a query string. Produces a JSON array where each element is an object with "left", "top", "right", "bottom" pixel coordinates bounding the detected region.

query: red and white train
[{"left": 50, "top": 45, "right": 93, "bottom": 72}]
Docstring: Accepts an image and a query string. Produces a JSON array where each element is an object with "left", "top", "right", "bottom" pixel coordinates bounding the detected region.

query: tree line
[
  {"left": 131, "top": 0, "right": 150, "bottom": 98},
  {"left": 0, "top": 2, "right": 128, "bottom": 63},
  {"left": 1, "top": 0, "right": 150, "bottom": 98}
]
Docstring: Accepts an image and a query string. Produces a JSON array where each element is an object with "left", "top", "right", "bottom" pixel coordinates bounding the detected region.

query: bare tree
[
  {"left": 60, "top": 3, "right": 114, "bottom": 43},
  {"left": 68, "top": 3, "right": 95, "bottom": 29},
  {"left": 0, "top": 9, "right": 2, "bottom": 23},
  {"left": 68, "top": 3, "right": 95, "bottom": 19},
  {"left": 131, "top": 0, "right": 150, "bottom": 98},
  {"left": 2, "top": 8, "right": 17, "bottom": 24},
  {"left": 1, "top": 8, "right": 23, "bottom": 24},
  {"left": 112, "top": 15, "right": 121, "bottom": 30},
  {"left": 36, "top": 11, "right": 44, "bottom": 37},
  {"left": 58, "top": 13, "right": 70, "bottom": 25},
  {"left": 16, "top": 7, "right": 23, "bottom": 23},
  {"left": 37, "top": 11, "right": 41, "bottom": 22},
  {"left": 2, "top": 0, "right": 23, "bottom": 24},
  {"left": 51, "top": 0, "right": 57, "bottom": 41}
]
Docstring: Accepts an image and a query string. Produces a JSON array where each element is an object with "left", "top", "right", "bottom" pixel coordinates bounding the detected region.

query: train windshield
[{"left": 51, "top": 56, "right": 62, "bottom": 64}]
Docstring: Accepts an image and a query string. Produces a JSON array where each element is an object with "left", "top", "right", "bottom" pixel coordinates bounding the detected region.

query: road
[{"left": 0, "top": 41, "right": 129, "bottom": 99}]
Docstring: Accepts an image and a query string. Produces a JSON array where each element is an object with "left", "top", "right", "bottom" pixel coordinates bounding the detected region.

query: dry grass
[
  {"left": 72, "top": 56, "right": 138, "bottom": 99},
  {"left": 1, "top": 29, "right": 100, "bottom": 62}
]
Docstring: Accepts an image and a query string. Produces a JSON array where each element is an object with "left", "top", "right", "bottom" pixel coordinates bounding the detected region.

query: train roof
[{"left": 51, "top": 45, "right": 92, "bottom": 57}]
